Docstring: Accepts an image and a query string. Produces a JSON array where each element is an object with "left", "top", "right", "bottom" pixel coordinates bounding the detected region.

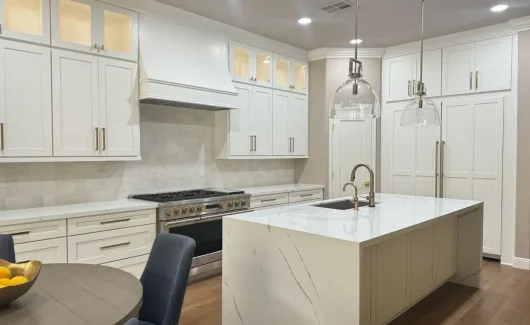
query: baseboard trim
[{"left": 513, "top": 257, "right": 530, "bottom": 270}]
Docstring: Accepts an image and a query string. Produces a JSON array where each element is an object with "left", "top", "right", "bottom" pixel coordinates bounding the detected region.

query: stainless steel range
[{"left": 131, "top": 189, "right": 251, "bottom": 282}]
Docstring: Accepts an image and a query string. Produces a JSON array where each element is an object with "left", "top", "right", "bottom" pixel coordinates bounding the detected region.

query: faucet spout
[{"left": 350, "top": 164, "right": 376, "bottom": 207}]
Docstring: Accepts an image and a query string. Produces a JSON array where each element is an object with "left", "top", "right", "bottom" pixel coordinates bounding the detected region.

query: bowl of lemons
[{"left": 0, "top": 259, "right": 42, "bottom": 307}]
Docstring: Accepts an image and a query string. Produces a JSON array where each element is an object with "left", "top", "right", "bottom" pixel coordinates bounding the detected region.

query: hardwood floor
[{"left": 179, "top": 260, "right": 530, "bottom": 325}]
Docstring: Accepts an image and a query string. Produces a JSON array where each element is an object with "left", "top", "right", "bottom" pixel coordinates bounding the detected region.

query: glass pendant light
[
  {"left": 400, "top": 0, "right": 440, "bottom": 127},
  {"left": 329, "top": 0, "right": 380, "bottom": 121}
]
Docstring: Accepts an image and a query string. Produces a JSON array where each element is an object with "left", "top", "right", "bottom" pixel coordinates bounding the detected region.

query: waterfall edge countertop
[
  {"left": 0, "top": 200, "right": 159, "bottom": 227},
  {"left": 236, "top": 184, "right": 325, "bottom": 196},
  {"left": 227, "top": 193, "right": 482, "bottom": 245}
]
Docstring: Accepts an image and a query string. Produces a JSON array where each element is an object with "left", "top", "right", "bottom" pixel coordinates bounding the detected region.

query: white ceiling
[{"left": 155, "top": 0, "right": 530, "bottom": 50}]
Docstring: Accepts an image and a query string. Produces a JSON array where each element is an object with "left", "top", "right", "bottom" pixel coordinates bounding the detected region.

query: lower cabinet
[
  {"left": 102, "top": 255, "right": 149, "bottom": 279},
  {"left": 366, "top": 216, "right": 456, "bottom": 325},
  {"left": 14, "top": 238, "right": 67, "bottom": 264}
]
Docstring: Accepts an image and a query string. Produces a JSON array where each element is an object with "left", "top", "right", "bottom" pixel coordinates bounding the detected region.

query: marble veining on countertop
[
  {"left": 237, "top": 184, "right": 325, "bottom": 196},
  {"left": 0, "top": 200, "right": 159, "bottom": 227},
  {"left": 226, "top": 194, "right": 482, "bottom": 244}
]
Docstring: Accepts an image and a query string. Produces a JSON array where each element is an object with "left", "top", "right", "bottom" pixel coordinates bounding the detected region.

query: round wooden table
[{"left": 0, "top": 264, "right": 143, "bottom": 325}]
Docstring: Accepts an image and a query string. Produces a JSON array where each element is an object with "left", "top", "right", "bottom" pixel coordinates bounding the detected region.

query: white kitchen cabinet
[
  {"left": 383, "top": 54, "right": 414, "bottom": 102},
  {"left": 52, "top": 49, "right": 99, "bottom": 156},
  {"left": 102, "top": 254, "right": 148, "bottom": 279},
  {"left": 407, "top": 226, "right": 434, "bottom": 303},
  {"left": 99, "top": 58, "right": 140, "bottom": 157},
  {"left": 216, "top": 82, "right": 273, "bottom": 157},
  {"left": 0, "top": 40, "right": 52, "bottom": 157},
  {"left": 252, "top": 86, "right": 273, "bottom": 156},
  {"left": 272, "top": 90, "right": 308, "bottom": 157},
  {"left": 52, "top": 49, "right": 139, "bottom": 157},
  {"left": 51, "top": 0, "right": 138, "bottom": 61},
  {"left": 414, "top": 49, "right": 442, "bottom": 98},
  {"left": 229, "top": 41, "right": 272, "bottom": 88},
  {"left": 442, "top": 97, "right": 503, "bottom": 255},
  {"left": 273, "top": 54, "right": 307, "bottom": 94},
  {"left": 433, "top": 216, "right": 455, "bottom": 285},
  {"left": 442, "top": 36, "right": 512, "bottom": 96},
  {"left": 0, "top": 0, "right": 50, "bottom": 44},
  {"left": 15, "top": 238, "right": 68, "bottom": 264},
  {"left": 96, "top": 2, "right": 138, "bottom": 61}
]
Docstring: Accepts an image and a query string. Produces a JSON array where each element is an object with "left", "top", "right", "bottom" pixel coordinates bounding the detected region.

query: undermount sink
[{"left": 314, "top": 199, "right": 371, "bottom": 210}]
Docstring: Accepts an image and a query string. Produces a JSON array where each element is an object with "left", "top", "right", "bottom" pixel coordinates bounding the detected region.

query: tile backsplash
[{"left": 0, "top": 105, "right": 295, "bottom": 210}]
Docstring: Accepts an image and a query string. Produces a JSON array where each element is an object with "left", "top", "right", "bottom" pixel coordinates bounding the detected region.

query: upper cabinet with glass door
[
  {"left": 229, "top": 41, "right": 273, "bottom": 88},
  {"left": 51, "top": 0, "right": 138, "bottom": 61},
  {"left": 273, "top": 54, "right": 308, "bottom": 94},
  {"left": 0, "top": 0, "right": 51, "bottom": 44}
]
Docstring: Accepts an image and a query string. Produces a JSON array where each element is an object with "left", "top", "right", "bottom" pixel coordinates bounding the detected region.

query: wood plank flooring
[{"left": 179, "top": 260, "right": 530, "bottom": 325}]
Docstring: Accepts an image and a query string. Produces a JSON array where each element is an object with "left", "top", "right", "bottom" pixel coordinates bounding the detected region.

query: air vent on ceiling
[{"left": 320, "top": 0, "right": 354, "bottom": 13}]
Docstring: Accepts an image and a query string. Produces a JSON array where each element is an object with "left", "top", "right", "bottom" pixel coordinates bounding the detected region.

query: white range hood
[{"left": 139, "top": 15, "right": 238, "bottom": 111}]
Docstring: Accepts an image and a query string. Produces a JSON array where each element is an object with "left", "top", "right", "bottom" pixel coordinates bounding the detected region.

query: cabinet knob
[{"left": 101, "top": 44, "right": 105, "bottom": 51}]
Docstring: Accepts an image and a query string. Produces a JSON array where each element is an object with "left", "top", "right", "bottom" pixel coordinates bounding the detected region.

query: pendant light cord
[
  {"left": 419, "top": 0, "right": 424, "bottom": 84},
  {"left": 355, "top": 0, "right": 358, "bottom": 61}
]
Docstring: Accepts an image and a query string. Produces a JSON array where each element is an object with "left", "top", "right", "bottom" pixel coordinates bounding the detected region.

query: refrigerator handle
[
  {"left": 435, "top": 141, "right": 439, "bottom": 198},
  {"left": 440, "top": 141, "right": 445, "bottom": 198}
]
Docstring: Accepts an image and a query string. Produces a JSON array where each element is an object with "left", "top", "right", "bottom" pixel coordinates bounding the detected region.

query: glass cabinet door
[
  {"left": 51, "top": 0, "right": 98, "bottom": 53},
  {"left": 230, "top": 43, "right": 252, "bottom": 84},
  {"left": 97, "top": 3, "right": 138, "bottom": 61},
  {"left": 273, "top": 55, "right": 291, "bottom": 91},
  {"left": 0, "top": 0, "right": 50, "bottom": 44},
  {"left": 254, "top": 50, "right": 272, "bottom": 87},
  {"left": 293, "top": 61, "right": 308, "bottom": 94}
]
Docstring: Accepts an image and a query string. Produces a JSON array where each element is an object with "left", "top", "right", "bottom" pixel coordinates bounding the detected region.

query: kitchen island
[{"left": 222, "top": 194, "right": 483, "bottom": 325}]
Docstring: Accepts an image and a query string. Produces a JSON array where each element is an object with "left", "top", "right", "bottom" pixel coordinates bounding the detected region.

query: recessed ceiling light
[
  {"left": 298, "top": 17, "right": 312, "bottom": 25},
  {"left": 350, "top": 39, "right": 363, "bottom": 44},
  {"left": 490, "top": 4, "right": 509, "bottom": 12}
]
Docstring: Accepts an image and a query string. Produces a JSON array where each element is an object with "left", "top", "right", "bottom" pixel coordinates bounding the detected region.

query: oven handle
[
  {"left": 165, "top": 217, "right": 201, "bottom": 227},
  {"left": 200, "top": 209, "right": 254, "bottom": 221},
  {"left": 164, "top": 209, "right": 254, "bottom": 228}
]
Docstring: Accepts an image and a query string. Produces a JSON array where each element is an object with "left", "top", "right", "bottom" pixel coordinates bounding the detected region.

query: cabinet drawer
[
  {"left": 1, "top": 220, "right": 67, "bottom": 244},
  {"left": 288, "top": 189, "right": 323, "bottom": 204},
  {"left": 250, "top": 193, "right": 289, "bottom": 209},
  {"left": 67, "top": 209, "right": 156, "bottom": 236},
  {"left": 103, "top": 255, "right": 149, "bottom": 279},
  {"left": 68, "top": 225, "right": 156, "bottom": 265},
  {"left": 15, "top": 238, "right": 67, "bottom": 264}
]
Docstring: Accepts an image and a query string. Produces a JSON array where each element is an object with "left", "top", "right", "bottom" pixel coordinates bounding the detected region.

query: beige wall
[
  {"left": 295, "top": 58, "right": 382, "bottom": 198},
  {"left": 515, "top": 30, "right": 530, "bottom": 259}
]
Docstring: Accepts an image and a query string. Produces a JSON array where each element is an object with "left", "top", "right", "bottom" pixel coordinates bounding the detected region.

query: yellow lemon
[
  {"left": 0, "top": 278, "right": 10, "bottom": 286},
  {"left": 0, "top": 266, "right": 11, "bottom": 279},
  {"left": 9, "top": 276, "right": 29, "bottom": 286}
]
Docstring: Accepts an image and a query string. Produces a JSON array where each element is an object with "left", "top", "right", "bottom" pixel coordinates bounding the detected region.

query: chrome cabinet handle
[
  {"left": 408, "top": 80, "right": 411, "bottom": 96},
  {"left": 250, "top": 135, "right": 253, "bottom": 152},
  {"left": 0, "top": 123, "right": 4, "bottom": 151},
  {"left": 253, "top": 135, "right": 257, "bottom": 152},
  {"left": 292, "top": 137, "right": 295, "bottom": 152},
  {"left": 475, "top": 71, "right": 479, "bottom": 90},
  {"left": 435, "top": 141, "right": 439, "bottom": 198},
  {"left": 101, "top": 44, "right": 105, "bottom": 51},
  {"left": 469, "top": 72, "right": 473, "bottom": 90},
  {"left": 440, "top": 141, "right": 445, "bottom": 198},
  {"left": 93, "top": 43, "right": 98, "bottom": 51},
  {"left": 288, "top": 137, "right": 291, "bottom": 152},
  {"left": 100, "top": 218, "right": 131, "bottom": 225},
  {"left": 412, "top": 80, "right": 417, "bottom": 95},
  {"left": 0, "top": 23, "right": 3, "bottom": 35},
  {"left": 261, "top": 198, "right": 277, "bottom": 203},
  {"left": 100, "top": 242, "right": 130, "bottom": 250},
  {"left": 95, "top": 127, "right": 99, "bottom": 151},
  {"left": 101, "top": 128, "right": 106, "bottom": 151},
  {"left": 7, "top": 231, "right": 30, "bottom": 236}
]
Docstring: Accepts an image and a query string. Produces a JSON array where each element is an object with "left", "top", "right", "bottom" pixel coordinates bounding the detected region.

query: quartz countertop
[
  {"left": 227, "top": 193, "right": 482, "bottom": 244},
  {"left": 237, "top": 184, "right": 325, "bottom": 196},
  {"left": 0, "top": 200, "right": 159, "bottom": 227}
]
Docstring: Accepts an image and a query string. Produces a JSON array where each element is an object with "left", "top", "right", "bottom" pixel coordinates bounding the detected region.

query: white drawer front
[
  {"left": 289, "top": 189, "right": 324, "bottom": 204},
  {"left": 1, "top": 220, "right": 67, "bottom": 244},
  {"left": 250, "top": 193, "right": 289, "bottom": 209},
  {"left": 288, "top": 199, "right": 322, "bottom": 207},
  {"left": 68, "top": 225, "right": 156, "bottom": 265},
  {"left": 67, "top": 209, "right": 156, "bottom": 236},
  {"left": 15, "top": 238, "right": 67, "bottom": 264},
  {"left": 103, "top": 255, "right": 149, "bottom": 279}
]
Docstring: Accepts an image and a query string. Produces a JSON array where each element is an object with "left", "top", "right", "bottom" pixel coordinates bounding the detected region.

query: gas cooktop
[{"left": 131, "top": 189, "right": 245, "bottom": 203}]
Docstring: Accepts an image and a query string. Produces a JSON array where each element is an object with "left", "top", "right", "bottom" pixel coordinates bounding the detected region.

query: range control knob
[
  {"left": 182, "top": 207, "right": 189, "bottom": 214},
  {"left": 174, "top": 208, "right": 181, "bottom": 216},
  {"left": 165, "top": 209, "right": 174, "bottom": 217},
  {"left": 199, "top": 205, "right": 206, "bottom": 213},
  {"left": 220, "top": 202, "right": 228, "bottom": 209},
  {"left": 235, "top": 201, "right": 241, "bottom": 207},
  {"left": 228, "top": 201, "right": 234, "bottom": 208},
  {"left": 241, "top": 200, "right": 247, "bottom": 206},
  {"left": 190, "top": 206, "right": 196, "bottom": 213}
]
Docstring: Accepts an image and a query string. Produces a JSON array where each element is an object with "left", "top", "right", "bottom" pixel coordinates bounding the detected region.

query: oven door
[{"left": 165, "top": 217, "right": 223, "bottom": 268}]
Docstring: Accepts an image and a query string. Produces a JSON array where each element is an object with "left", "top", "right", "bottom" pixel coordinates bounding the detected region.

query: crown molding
[
  {"left": 308, "top": 48, "right": 386, "bottom": 61},
  {"left": 510, "top": 16, "right": 530, "bottom": 32}
]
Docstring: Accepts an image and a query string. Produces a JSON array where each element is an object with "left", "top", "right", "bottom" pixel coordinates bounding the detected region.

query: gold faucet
[
  {"left": 350, "top": 164, "right": 376, "bottom": 207},
  {"left": 343, "top": 182, "right": 359, "bottom": 210}
]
